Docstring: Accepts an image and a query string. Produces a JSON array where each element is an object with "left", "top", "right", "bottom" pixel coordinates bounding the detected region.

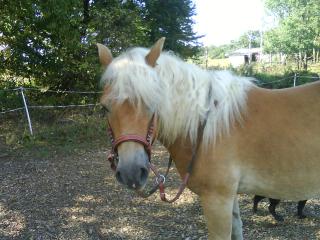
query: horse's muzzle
[{"left": 115, "top": 148, "right": 149, "bottom": 190}]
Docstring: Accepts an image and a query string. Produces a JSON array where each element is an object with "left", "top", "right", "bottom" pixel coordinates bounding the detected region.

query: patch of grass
[
  {"left": 0, "top": 109, "right": 109, "bottom": 158},
  {"left": 207, "top": 58, "right": 231, "bottom": 69},
  {"left": 309, "top": 63, "right": 320, "bottom": 73}
]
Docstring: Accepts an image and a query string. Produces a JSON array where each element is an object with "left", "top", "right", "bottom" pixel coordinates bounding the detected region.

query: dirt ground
[{"left": 1, "top": 142, "right": 320, "bottom": 240}]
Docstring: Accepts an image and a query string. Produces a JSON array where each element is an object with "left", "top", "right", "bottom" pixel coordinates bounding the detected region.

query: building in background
[{"left": 228, "top": 48, "right": 262, "bottom": 67}]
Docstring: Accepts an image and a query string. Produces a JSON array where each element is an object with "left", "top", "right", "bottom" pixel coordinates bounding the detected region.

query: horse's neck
[{"left": 158, "top": 136, "right": 194, "bottom": 179}]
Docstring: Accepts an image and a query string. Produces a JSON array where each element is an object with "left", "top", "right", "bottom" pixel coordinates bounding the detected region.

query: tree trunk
[
  {"left": 303, "top": 52, "right": 308, "bottom": 71},
  {"left": 313, "top": 48, "right": 316, "bottom": 63},
  {"left": 282, "top": 53, "right": 287, "bottom": 65}
]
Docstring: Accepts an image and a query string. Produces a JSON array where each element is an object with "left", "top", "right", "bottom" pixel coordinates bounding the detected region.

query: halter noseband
[{"left": 107, "top": 113, "right": 156, "bottom": 171}]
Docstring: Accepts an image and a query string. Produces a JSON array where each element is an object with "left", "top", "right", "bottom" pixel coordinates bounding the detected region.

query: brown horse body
[
  {"left": 97, "top": 39, "right": 320, "bottom": 240},
  {"left": 187, "top": 83, "right": 320, "bottom": 199},
  {"left": 164, "top": 83, "right": 320, "bottom": 239}
]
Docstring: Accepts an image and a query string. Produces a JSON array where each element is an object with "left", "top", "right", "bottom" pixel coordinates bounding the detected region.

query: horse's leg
[
  {"left": 268, "top": 198, "right": 283, "bottom": 221},
  {"left": 253, "top": 195, "right": 265, "bottom": 213},
  {"left": 297, "top": 200, "right": 307, "bottom": 219},
  {"left": 231, "top": 197, "right": 243, "bottom": 240},
  {"left": 201, "top": 193, "right": 238, "bottom": 240}
]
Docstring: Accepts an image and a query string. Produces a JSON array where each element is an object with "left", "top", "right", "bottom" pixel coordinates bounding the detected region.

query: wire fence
[
  {"left": 0, "top": 86, "right": 102, "bottom": 135},
  {"left": 1, "top": 73, "right": 319, "bottom": 135},
  {"left": 0, "top": 107, "right": 25, "bottom": 114},
  {"left": 0, "top": 87, "right": 21, "bottom": 92},
  {"left": 257, "top": 76, "right": 294, "bottom": 86},
  {"left": 256, "top": 73, "right": 319, "bottom": 87}
]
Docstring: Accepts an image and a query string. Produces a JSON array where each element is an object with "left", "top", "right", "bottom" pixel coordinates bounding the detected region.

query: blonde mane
[{"left": 101, "top": 47, "right": 254, "bottom": 145}]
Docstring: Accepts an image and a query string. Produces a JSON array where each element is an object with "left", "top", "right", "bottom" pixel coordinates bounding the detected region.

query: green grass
[
  {"left": 0, "top": 109, "right": 109, "bottom": 158},
  {"left": 207, "top": 58, "right": 230, "bottom": 69},
  {"left": 309, "top": 62, "right": 320, "bottom": 73}
]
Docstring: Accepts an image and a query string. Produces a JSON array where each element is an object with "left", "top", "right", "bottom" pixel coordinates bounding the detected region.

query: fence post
[
  {"left": 20, "top": 87, "right": 33, "bottom": 135},
  {"left": 293, "top": 73, "right": 297, "bottom": 87}
]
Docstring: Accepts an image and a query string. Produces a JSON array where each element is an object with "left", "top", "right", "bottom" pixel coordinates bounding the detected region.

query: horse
[
  {"left": 253, "top": 195, "right": 307, "bottom": 221},
  {"left": 97, "top": 37, "right": 320, "bottom": 240}
]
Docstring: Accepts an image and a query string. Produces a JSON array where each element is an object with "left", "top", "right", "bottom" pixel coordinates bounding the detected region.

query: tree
[
  {"left": 0, "top": 0, "right": 202, "bottom": 93},
  {"left": 141, "top": 0, "right": 202, "bottom": 57},
  {"left": 206, "top": 44, "right": 234, "bottom": 59},
  {"left": 0, "top": 0, "right": 95, "bottom": 91},
  {"left": 264, "top": 0, "right": 320, "bottom": 69},
  {"left": 89, "top": 0, "right": 150, "bottom": 54},
  {"left": 236, "top": 31, "right": 261, "bottom": 49}
]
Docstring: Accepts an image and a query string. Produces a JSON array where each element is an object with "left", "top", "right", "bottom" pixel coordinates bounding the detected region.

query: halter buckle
[
  {"left": 155, "top": 174, "right": 166, "bottom": 184},
  {"left": 107, "top": 152, "right": 117, "bottom": 171}
]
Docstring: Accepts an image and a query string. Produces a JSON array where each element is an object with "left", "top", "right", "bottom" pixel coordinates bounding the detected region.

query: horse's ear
[
  {"left": 145, "top": 37, "right": 165, "bottom": 67},
  {"left": 96, "top": 43, "right": 113, "bottom": 68}
]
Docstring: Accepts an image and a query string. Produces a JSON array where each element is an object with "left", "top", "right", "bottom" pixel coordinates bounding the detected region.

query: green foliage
[
  {"left": 263, "top": 0, "right": 320, "bottom": 69},
  {"left": 235, "top": 64, "right": 255, "bottom": 77},
  {"left": 206, "top": 45, "right": 230, "bottom": 59},
  {"left": 0, "top": 90, "right": 21, "bottom": 112},
  {"left": 235, "top": 30, "right": 261, "bottom": 49},
  {"left": 0, "top": 0, "right": 201, "bottom": 98},
  {"left": 263, "top": 29, "right": 284, "bottom": 53},
  {"left": 0, "top": 0, "right": 97, "bottom": 92},
  {"left": 142, "top": 0, "right": 202, "bottom": 57},
  {"left": 91, "top": 0, "right": 150, "bottom": 54}
]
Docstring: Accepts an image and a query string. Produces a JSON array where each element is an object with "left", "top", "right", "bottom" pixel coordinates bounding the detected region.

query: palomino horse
[{"left": 97, "top": 38, "right": 320, "bottom": 240}]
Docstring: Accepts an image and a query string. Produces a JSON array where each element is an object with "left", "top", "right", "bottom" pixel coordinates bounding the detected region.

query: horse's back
[
  {"left": 246, "top": 81, "right": 320, "bottom": 131},
  {"left": 277, "top": 80, "right": 320, "bottom": 108},
  {"left": 272, "top": 81, "right": 320, "bottom": 122}
]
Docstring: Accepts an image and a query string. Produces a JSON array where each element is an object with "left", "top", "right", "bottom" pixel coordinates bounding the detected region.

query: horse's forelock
[{"left": 100, "top": 48, "right": 165, "bottom": 114}]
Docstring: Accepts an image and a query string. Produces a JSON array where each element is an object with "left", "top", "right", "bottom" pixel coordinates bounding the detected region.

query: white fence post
[
  {"left": 293, "top": 73, "right": 297, "bottom": 87},
  {"left": 20, "top": 87, "right": 33, "bottom": 135}
]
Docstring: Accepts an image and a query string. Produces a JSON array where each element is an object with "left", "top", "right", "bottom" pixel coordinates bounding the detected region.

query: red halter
[
  {"left": 107, "top": 113, "right": 156, "bottom": 171},
  {"left": 106, "top": 112, "right": 192, "bottom": 203}
]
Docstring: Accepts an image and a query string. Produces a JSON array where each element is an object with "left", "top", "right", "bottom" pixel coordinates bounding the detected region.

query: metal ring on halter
[{"left": 155, "top": 174, "right": 166, "bottom": 184}]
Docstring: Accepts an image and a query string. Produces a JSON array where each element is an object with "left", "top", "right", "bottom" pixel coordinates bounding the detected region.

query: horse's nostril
[
  {"left": 140, "top": 167, "right": 148, "bottom": 183},
  {"left": 116, "top": 171, "right": 123, "bottom": 184}
]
